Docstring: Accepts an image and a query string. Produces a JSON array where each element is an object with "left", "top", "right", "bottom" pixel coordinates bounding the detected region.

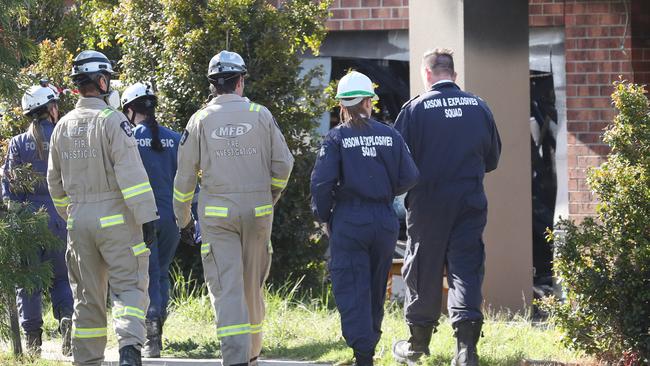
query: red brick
[
  {"left": 577, "top": 155, "right": 606, "bottom": 167},
  {"left": 552, "top": 15, "right": 565, "bottom": 26},
  {"left": 362, "top": 19, "right": 383, "bottom": 30},
  {"left": 609, "top": 49, "right": 628, "bottom": 61},
  {"left": 393, "top": 7, "right": 408, "bottom": 18},
  {"left": 341, "top": 19, "right": 362, "bottom": 30},
  {"left": 566, "top": 27, "right": 587, "bottom": 38},
  {"left": 567, "top": 97, "right": 611, "bottom": 109},
  {"left": 598, "top": 14, "right": 624, "bottom": 26},
  {"left": 599, "top": 85, "right": 615, "bottom": 97},
  {"left": 361, "top": 0, "right": 380, "bottom": 6},
  {"left": 576, "top": 85, "right": 601, "bottom": 97},
  {"left": 585, "top": 26, "right": 609, "bottom": 38},
  {"left": 589, "top": 122, "right": 611, "bottom": 132},
  {"left": 350, "top": 8, "right": 370, "bottom": 18},
  {"left": 576, "top": 133, "right": 604, "bottom": 144},
  {"left": 576, "top": 38, "right": 599, "bottom": 49},
  {"left": 585, "top": 3, "right": 610, "bottom": 14},
  {"left": 568, "top": 178, "right": 578, "bottom": 191},
  {"left": 383, "top": 19, "right": 407, "bottom": 29},
  {"left": 331, "top": 9, "right": 350, "bottom": 19},
  {"left": 402, "top": 0, "right": 408, "bottom": 5},
  {"left": 340, "top": 0, "right": 360, "bottom": 7},
  {"left": 568, "top": 168, "right": 587, "bottom": 179},
  {"left": 326, "top": 20, "right": 341, "bottom": 31},
  {"left": 530, "top": 15, "right": 554, "bottom": 27},
  {"left": 543, "top": 3, "right": 563, "bottom": 15},
  {"left": 382, "top": 0, "right": 401, "bottom": 6},
  {"left": 570, "top": 191, "right": 596, "bottom": 203},
  {"left": 567, "top": 73, "right": 588, "bottom": 85},
  {"left": 574, "top": 62, "right": 599, "bottom": 73},
  {"left": 529, "top": 4, "right": 543, "bottom": 16},
  {"left": 609, "top": 25, "right": 626, "bottom": 37},
  {"left": 567, "top": 121, "right": 590, "bottom": 131},
  {"left": 371, "top": 8, "right": 391, "bottom": 18},
  {"left": 597, "top": 38, "right": 623, "bottom": 49},
  {"left": 568, "top": 109, "right": 601, "bottom": 122}
]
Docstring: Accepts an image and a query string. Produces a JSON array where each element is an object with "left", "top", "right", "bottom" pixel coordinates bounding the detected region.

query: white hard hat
[
  {"left": 121, "top": 82, "right": 156, "bottom": 108},
  {"left": 335, "top": 71, "right": 377, "bottom": 107},
  {"left": 208, "top": 50, "right": 247, "bottom": 78},
  {"left": 21, "top": 85, "right": 59, "bottom": 115},
  {"left": 71, "top": 50, "right": 114, "bottom": 77}
]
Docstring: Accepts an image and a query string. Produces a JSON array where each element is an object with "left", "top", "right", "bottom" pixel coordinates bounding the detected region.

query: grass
[{"left": 2, "top": 271, "right": 589, "bottom": 365}]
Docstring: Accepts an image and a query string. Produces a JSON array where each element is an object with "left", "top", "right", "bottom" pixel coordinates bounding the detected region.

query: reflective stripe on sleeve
[
  {"left": 254, "top": 205, "right": 273, "bottom": 217},
  {"left": 201, "top": 243, "right": 210, "bottom": 255},
  {"left": 216, "top": 323, "right": 251, "bottom": 338},
  {"left": 122, "top": 182, "right": 153, "bottom": 200},
  {"left": 271, "top": 177, "right": 288, "bottom": 189},
  {"left": 131, "top": 242, "right": 149, "bottom": 256},
  {"left": 173, "top": 188, "right": 194, "bottom": 203},
  {"left": 249, "top": 103, "right": 261, "bottom": 112},
  {"left": 113, "top": 306, "right": 145, "bottom": 320},
  {"left": 250, "top": 323, "right": 263, "bottom": 334},
  {"left": 99, "top": 214, "right": 125, "bottom": 228},
  {"left": 205, "top": 206, "right": 228, "bottom": 217},
  {"left": 66, "top": 218, "right": 74, "bottom": 230},
  {"left": 73, "top": 327, "right": 107, "bottom": 339},
  {"left": 52, "top": 196, "right": 70, "bottom": 208}
]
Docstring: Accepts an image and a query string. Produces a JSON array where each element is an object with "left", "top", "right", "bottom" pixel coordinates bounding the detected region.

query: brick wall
[
  {"left": 325, "top": 0, "right": 409, "bottom": 31},
  {"left": 529, "top": 1, "right": 640, "bottom": 221}
]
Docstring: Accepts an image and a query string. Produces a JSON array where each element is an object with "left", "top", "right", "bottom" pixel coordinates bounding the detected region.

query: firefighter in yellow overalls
[
  {"left": 47, "top": 50, "right": 158, "bottom": 366},
  {"left": 173, "top": 50, "right": 294, "bottom": 366}
]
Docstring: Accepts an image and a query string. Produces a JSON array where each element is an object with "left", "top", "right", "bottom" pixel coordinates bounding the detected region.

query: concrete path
[{"left": 41, "top": 340, "right": 330, "bottom": 366}]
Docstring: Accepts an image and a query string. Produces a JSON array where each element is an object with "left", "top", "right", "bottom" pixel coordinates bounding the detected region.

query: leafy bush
[{"left": 542, "top": 82, "right": 650, "bottom": 365}]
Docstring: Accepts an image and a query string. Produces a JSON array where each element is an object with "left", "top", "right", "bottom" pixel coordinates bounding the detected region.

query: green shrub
[{"left": 542, "top": 82, "right": 650, "bottom": 365}]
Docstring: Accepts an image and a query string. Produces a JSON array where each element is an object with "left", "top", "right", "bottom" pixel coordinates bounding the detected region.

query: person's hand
[
  {"left": 180, "top": 221, "right": 196, "bottom": 247},
  {"left": 142, "top": 221, "right": 157, "bottom": 247}
]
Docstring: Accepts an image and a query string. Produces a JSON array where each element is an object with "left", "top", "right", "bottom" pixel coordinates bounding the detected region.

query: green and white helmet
[{"left": 335, "top": 71, "right": 377, "bottom": 107}]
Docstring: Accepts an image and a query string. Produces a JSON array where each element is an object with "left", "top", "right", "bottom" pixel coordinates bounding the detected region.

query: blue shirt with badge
[
  {"left": 310, "top": 118, "right": 419, "bottom": 223},
  {"left": 395, "top": 81, "right": 501, "bottom": 185},
  {"left": 133, "top": 119, "right": 181, "bottom": 221},
  {"left": 2, "top": 119, "right": 55, "bottom": 202}
]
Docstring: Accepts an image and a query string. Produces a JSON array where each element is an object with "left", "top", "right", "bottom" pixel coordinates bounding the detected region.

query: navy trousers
[
  {"left": 402, "top": 179, "right": 487, "bottom": 327},
  {"left": 329, "top": 202, "right": 398, "bottom": 357},
  {"left": 147, "top": 218, "right": 180, "bottom": 320},
  {"left": 17, "top": 202, "right": 73, "bottom": 332}
]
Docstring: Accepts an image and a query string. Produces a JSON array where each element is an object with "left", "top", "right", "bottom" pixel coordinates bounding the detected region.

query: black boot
[
  {"left": 353, "top": 351, "right": 374, "bottom": 366},
  {"left": 25, "top": 329, "right": 43, "bottom": 357},
  {"left": 451, "top": 320, "right": 482, "bottom": 366},
  {"left": 119, "top": 345, "right": 142, "bottom": 366},
  {"left": 59, "top": 317, "right": 73, "bottom": 357},
  {"left": 391, "top": 325, "right": 434, "bottom": 365},
  {"left": 143, "top": 318, "right": 161, "bottom": 358}
]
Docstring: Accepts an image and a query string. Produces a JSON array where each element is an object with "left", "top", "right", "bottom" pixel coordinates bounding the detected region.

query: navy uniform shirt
[
  {"left": 134, "top": 119, "right": 181, "bottom": 221},
  {"left": 395, "top": 81, "right": 501, "bottom": 186},
  {"left": 2, "top": 119, "right": 55, "bottom": 202},
  {"left": 310, "top": 118, "right": 419, "bottom": 223}
]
